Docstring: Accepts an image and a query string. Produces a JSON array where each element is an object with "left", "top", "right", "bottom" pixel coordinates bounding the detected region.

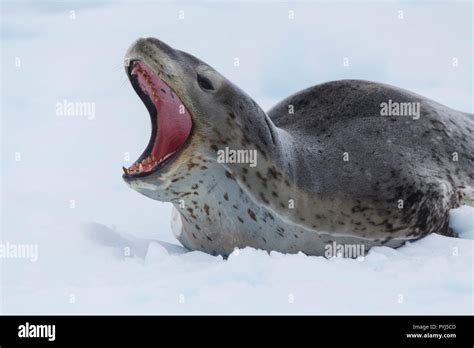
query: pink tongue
[{"left": 132, "top": 61, "right": 192, "bottom": 163}]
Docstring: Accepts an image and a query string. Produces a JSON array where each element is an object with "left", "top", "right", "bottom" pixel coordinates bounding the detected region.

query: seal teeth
[
  {"left": 133, "top": 65, "right": 160, "bottom": 102},
  {"left": 124, "top": 155, "right": 160, "bottom": 175}
]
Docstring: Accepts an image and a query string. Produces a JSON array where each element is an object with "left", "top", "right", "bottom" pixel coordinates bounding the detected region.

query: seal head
[{"left": 122, "top": 38, "right": 278, "bottom": 201}]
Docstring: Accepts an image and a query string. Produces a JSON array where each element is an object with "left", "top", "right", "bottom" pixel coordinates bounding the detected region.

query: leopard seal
[{"left": 122, "top": 37, "right": 474, "bottom": 257}]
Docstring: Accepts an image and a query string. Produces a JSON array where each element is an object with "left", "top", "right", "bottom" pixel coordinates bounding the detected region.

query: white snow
[
  {"left": 1, "top": 206, "right": 472, "bottom": 314},
  {"left": 1, "top": 1, "right": 472, "bottom": 314}
]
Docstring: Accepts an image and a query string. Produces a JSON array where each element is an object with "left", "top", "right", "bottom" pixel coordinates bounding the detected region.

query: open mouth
[{"left": 123, "top": 60, "right": 193, "bottom": 178}]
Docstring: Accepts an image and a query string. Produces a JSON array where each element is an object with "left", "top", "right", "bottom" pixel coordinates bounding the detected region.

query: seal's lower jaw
[{"left": 122, "top": 60, "right": 192, "bottom": 179}]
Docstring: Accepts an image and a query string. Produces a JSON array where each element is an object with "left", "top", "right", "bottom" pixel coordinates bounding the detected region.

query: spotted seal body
[{"left": 122, "top": 37, "right": 474, "bottom": 257}]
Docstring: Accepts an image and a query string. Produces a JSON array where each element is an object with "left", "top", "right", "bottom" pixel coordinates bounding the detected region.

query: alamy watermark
[
  {"left": 324, "top": 241, "right": 365, "bottom": 259},
  {"left": 0, "top": 241, "right": 38, "bottom": 262},
  {"left": 380, "top": 99, "right": 420, "bottom": 120},
  {"left": 18, "top": 322, "right": 55, "bottom": 341},
  {"left": 217, "top": 146, "right": 257, "bottom": 167},
  {"left": 55, "top": 99, "right": 95, "bottom": 120}
]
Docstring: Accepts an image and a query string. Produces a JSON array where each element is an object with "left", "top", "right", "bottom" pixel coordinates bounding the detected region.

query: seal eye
[{"left": 197, "top": 74, "right": 214, "bottom": 91}]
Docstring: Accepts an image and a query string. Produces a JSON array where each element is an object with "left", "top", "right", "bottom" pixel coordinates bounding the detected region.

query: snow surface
[
  {"left": 1, "top": 1, "right": 473, "bottom": 314},
  {"left": 1, "top": 205, "right": 473, "bottom": 314}
]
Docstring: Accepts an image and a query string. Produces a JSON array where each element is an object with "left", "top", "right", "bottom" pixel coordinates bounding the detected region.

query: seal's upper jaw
[{"left": 122, "top": 59, "right": 193, "bottom": 179}]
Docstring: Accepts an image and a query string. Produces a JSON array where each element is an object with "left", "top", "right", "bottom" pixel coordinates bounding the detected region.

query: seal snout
[{"left": 124, "top": 37, "right": 177, "bottom": 71}]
